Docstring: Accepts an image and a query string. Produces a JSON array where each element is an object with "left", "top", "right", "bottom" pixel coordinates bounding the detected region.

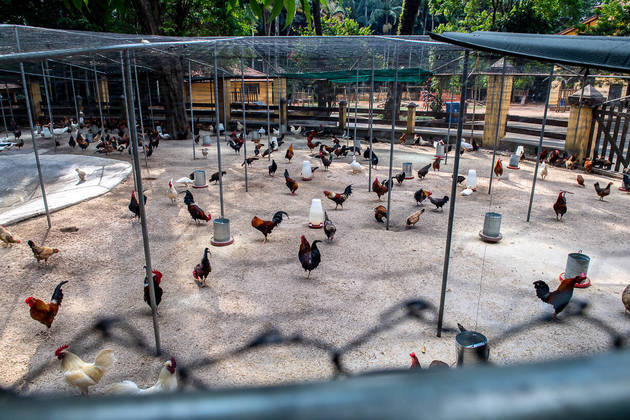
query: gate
[{"left": 589, "top": 86, "right": 630, "bottom": 172}]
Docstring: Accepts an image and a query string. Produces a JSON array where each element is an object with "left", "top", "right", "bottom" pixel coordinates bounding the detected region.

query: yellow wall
[{"left": 186, "top": 79, "right": 278, "bottom": 107}]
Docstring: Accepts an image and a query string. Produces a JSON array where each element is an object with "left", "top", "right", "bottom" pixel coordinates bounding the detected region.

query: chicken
[
  {"left": 456, "top": 175, "right": 465, "bottom": 184},
  {"left": 209, "top": 171, "right": 226, "bottom": 184},
  {"left": 429, "top": 195, "right": 449, "bottom": 211},
  {"left": 25, "top": 281, "right": 68, "bottom": 329},
  {"left": 374, "top": 205, "right": 388, "bottom": 223},
  {"left": 144, "top": 269, "right": 163, "bottom": 309},
  {"left": 27, "top": 240, "right": 59, "bottom": 263},
  {"left": 254, "top": 143, "right": 262, "bottom": 156},
  {"left": 584, "top": 158, "right": 593, "bottom": 173},
  {"left": 406, "top": 209, "right": 425, "bottom": 228},
  {"left": 552, "top": 191, "right": 568, "bottom": 221},
  {"left": 107, "top": 358, "right": 177, "bottom": 394},
  {"left": 285, "top": 143, "right": 294, "bottom": 162},
  {"left": 533, "top": 273, "right": 586, "bottom": 315},
  {"left": 623, "top": 284, "right": 630, "bottom": 313},
  {"left": 320, "top": 153, "right": 333, "bottom": 170},
  {"left": 372, "top": 178, "right": 389, "bottom": 201},
  {"left": 623, "top": 170, "right": 630, "bottom": 191},
  {"left": 228, "top": 139, "right": 242, "bottom": 154},
  {"left": 576, "top": 175, "right": 585, "bottom": 187},
  {"left": 0, "top": 225, "right": 20, "bottom": 246},
  {"left": 494, "top": 159, "right": 503, "bottom": 178},
  {"left": 594, "top": 182, "right": 612, "bottom": 201},
  {"left": 56, "top": 345, "right": 114, "bottom": 395},
  {"left": 298, "top": 235, "right": 321, "bottom": 279},
  {"left": 432, "top": 156, "right": 441, "bottom": 171},
  {"left": 539, "top": 163, "right": 548, "bottom": 180},
  {"left": 251, "top": 211, "right": 289, "bottom": 242},
  {"left": 414, "top": 189, "right": 432, "bottom": 206},
  {"left": 192, "top": 247, "right": 211, "bottom": 287},
  {"left": 284, "top": 169, "right": 298, "bottom": 195},
  {"left": 417, "top": 163, "right": 431, "bottom": 179},
  {"left": 183, "top": 190, "right": 211, "bottom": 223},
  {"left": 409, "top": 352, "right": 421, "bottom": 369},
  {"left": 16, "top": 138, "right": 24, "bottom": 149},
  {"left": 242, "top": 157, "right": 259, "bottom": 167},
  {"left": 370, "top": 151, "right": 378, "bottom": 169},
  {"left": 167, "top": 179, "right": 177, "bottom": 203},
  {"left": 128, "top": 191, "right": 147, "bottom": 220},
  {"left": 565, "top": 153, "right": 578, "bottom": 170},
  {"left": 394, "top": 172, "right": 406, "bottom": 185},
  {"left": 323, "top": 185, "right": 353, "bottom": 210},
  {"left": 75, "top": 168, "right": 86, "bottom": 182},
  {"left": 323, "top": 211, "right": 336, "bottom": 241},
  {"left": 399, "top": 132, "right": 407, "bottom": 144},
  {"left": 290, "top": 125, "right": 302, "bottom": 136},
  {"left": 268, "top": 159, "right": 278, "bottom": 176},
  {"left": 68, "top": 135, "right": 76, "bottom": 148}
]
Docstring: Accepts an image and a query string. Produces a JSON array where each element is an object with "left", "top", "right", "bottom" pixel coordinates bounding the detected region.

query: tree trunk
[
  {"left": 398, "top": 0, "right": 422, "bottom": 35},
  {"left": 312, "top": 0, "right": 322, "bottom": 35}
]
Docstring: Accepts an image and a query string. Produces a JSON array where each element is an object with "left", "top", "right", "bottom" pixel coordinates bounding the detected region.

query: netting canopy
[{"left": 283, "top": 68, "right": 433, "bottom": 84}]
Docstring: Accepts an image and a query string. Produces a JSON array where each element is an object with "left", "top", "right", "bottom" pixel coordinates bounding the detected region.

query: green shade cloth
[{"left": 283, "top": 67, "right": 432, "bottom": 84}]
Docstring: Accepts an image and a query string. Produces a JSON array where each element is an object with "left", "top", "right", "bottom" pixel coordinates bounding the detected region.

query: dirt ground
[{"left": 0, "top": 129, "right": 628, "bottom": 395}]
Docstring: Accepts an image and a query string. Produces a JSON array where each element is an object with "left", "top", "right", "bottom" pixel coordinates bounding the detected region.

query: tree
[
  {"left": 368, "top": 0, "right": 403, "bottom": 34},
  {"left": 398, "top": 0, "right": 423, "bottom": 34},
  {"left": 578, "top": 0, "right": 630, "bottom": 36}
]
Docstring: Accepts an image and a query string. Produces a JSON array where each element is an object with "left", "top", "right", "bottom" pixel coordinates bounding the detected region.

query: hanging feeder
[
  {"left": 507, "top": 153, "right": 520, "bottom": 169},
  {"left": 192, "top": 169, "right": 208, "bottom": 189},
  {"left": 456, "top": 329, "right": 489, "bottom": 366},
  {"left": 466, "top": 169, "right": 478, "bottom": 191},
  {"left": 559, "top": 251, "right": 591, "bottom": 288},
  {"left": 301, "top": 160, "right": 313, "bottom": 181},
  {"left": 402, "top": 162, "right": 414, "bottom": 179},
  {"left": 309, "top": 199, "right": 324, "bottom": 229},
  {"left": 435, "top": 142, "right": 445, "bottom": 158},
  {"left": 202, "top": 135, "right": 212, "bottom": 146},
  {"left": 479, "top": 212, "right": 502, "bottom": 243},
  {"left": 252, "top": 130, "right": 260, "bottom": 140},
  {"left": 211, "top": 217, "right": 234, "bottom": 246}
]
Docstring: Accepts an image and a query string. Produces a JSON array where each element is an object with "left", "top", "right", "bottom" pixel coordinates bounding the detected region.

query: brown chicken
[
  {"left": 374, "top": 205, "right": 387, "bottom": 223},
  {"left": 285, "top": 143, "right": 294, "bottom": 162},
  {"left": 405, "top": 209, "right": 425, "bottom": 228},
  {"left": 298, "top": 235, "right": 321, "bottom": 279},
  {"left": 0, "top": 225, "right": 21, "bottom": 246},
  {"left": 372, "top": 178, "right": 389, "bottom": 201},
  {"left": 251, "top": 211, "right": 289, "bottom": 242},
  {"left": 594, "top": 182, "right": 612, "bottom": 201},
  {"left": 576, "top": 175, "right": 585, "bottom": 187},
  {"left": 432, "top": 156, "right": 441, "bottom": 171},
  {"left": 27, "top": 240, "right": 59, "bottom": 263},
  {"left": 56, "top": 345, "right": 114, "bottom": 395},
  {"left": 553, "top": 191, "right": 567, "bottom": 221},
  {"left": 533, "top": 273, "right": 586, "bottom": 315},
  {"left": 399, "top": 132, "right": 407, "bottom": 144},
  {"left": 25, "top": 281, "right": 68, "bottom": 328},
  {"left": 210, "top": 171, "right": 226, "bottom": 184},
  {"left": 241, "top": 157, "right": 259, "bottom": 167},
  {"left": 323, "top": 185, "right": 353, "bottom": 210},
  {"left": 192, "top": 247, "right": 211, "bottom": 287},
  {"left": 494, "top": 159, "right": 503, "bottom": 177},
  {"left": 284, "top": 169, "right": 298, "bottom": 195},
  {"left": 584, "top": 158, "right": 593, "bottom": 173},
  {"left": 409, "top": 352, "right": 421, "bottom": 369}
]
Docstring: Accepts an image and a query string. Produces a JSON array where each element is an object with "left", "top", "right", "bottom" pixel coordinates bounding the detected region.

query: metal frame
[
  {"left": 487, "top": 58, "right": 508, "bottom": 195},
  {"left": 213, "top": 44, "right": 225, "bottom": 218},
  {"left": 368, "top": 55, "right": 375, "bottom": 192},
  {"left": 40, "top": 61, "right": 56, "bottom": 153},
  {"left": 240, "top": 49, "right": 249, "bottom": 191},
  {"left": 385, "top": 46, "right": 398, "bottom": 230}
]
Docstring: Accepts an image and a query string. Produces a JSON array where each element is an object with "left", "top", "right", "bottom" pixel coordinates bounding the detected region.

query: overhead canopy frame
[{"left": 282, "top": 67, "right": 433, "bottom": 84}]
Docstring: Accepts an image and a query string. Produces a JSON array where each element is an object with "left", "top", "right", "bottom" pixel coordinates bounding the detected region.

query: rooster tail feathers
[
  {"left": 343, "top": 185, "right": 353, "bottom": 196},
  {"left": 284, "top": 169, "right": 289, "bottom": 179},
  {"left": 94, "top": 349, "right": 115, "bottom": 370},
  {"left": 272, "top": 211, "right": 289, "bottom": 226},
  {"left": 51, "top": 281, "right": 69, "bottom": 304},
  {"left": 533, "top": 280, "right": 551, "bottom": 301},
  {"left": 107, "top": 380, "right": 140, "bottom": 394}
]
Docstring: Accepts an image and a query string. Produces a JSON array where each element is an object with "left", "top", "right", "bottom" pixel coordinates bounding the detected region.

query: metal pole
[
  {"left": 4, "top": 83, "right": 14, "bottom": 125},
  {"left": 121, "top": 52, "right": 137, "bottom": 191},
  {"left": 16, "top": 28, "right": 51, "bottom": 229},
  {"left": 133, "top": 56, "right": 148, "bottom": 169},
  {"left": 240, "top": 50, "right": 249, "bottom": 192},
  {"left": 213, "top": 45, "right": 225, "bottom": 218},
  {"left": 41, "top": 62, "right": 56, "bottom": 153},
  {"left": 385, "top": 46, "right": 398, "bottom": 230},
  {"left": 437, "top": 50, "right": 470, "bottom": 337},
  {"left": 487, "top": 58, "right": 508, "bottom": 195},
  {"left": 368, "top": 55, "right": 375, "bottom": 192},
  {"left": 470, "top": 53, "right": 479, "bottom": 139},
  {"left": 354, "top": 68, "right": 359, "bottom": 143},
  {"left": 124, "top": 50, "right": 161, "bottom": 355},
  {"left": 527, "top": 66, "right": 555, "bottom": 222},
  {"left": 266, "top": 53, "right": 272, "bottom": 161},
  {"left": 444, "top": 69, "right": 455, "bottom": 165},
  {"left": 146, "top": 74, "right": 155, "bottom": 129},
  {"left": 69, "top": 66, "right": 79, "bottom": 123},
  {"left": 93, "top": 60, "right": 105, "bottom": 134},
  {"left": 0, "top": 92, "right": 7, "bottom": 138},
  {"left": 188, "top": 60, "right": 196, "bottom": 159}
]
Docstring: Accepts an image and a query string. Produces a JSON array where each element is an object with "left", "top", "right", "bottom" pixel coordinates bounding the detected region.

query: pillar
[
  {"left": 29, "top": 81, "right": 43, "bottom": 119},
  {"left": 280, "top": 98, "right": 288, "bottom": 131},
  {"left": 565, "top": 84, "right": 604, "bottom": 162},
  {"left": 99, "top": 78, "right": 110, "bottom": 103},
  {"left": 483, "top": 58, "right": 514, "bottom": 146},
  {"left": 217, "top": 77, "right": 232, "bottom": 127},
  {"left": 406, "top": 102, "right": 417, "bottom": 136},
  {"left": 339, "top": 100, "right": 347, "bottom": 131}
]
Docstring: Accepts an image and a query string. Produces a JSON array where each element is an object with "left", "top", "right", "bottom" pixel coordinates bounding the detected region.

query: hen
[
  {"left": 108, "top": 358, "right": 177, "bottom": 395},
  {"left": 25, "top": 281, "right": 68, "bottom": 328},
  {"left": 553, "top": 191, "right": 567, "bottom": 221},
  {"left": 192, "top": 247, "right": 211, "bottom": 287},
  {"left": 268, "top": 159, "right": 278, "bottom": 176},
  {"left": 409, "top": 352, "right": 421, "bottom": 369},
  {"left": 284, "top": 169, "right": 299, "bottom": 195},
  {"left": 27, "top": 240, "right": 59, "bottom": 263},
  {"left": 298, "top": 235, "right": 321, "bottom": 279},
  {"left": 533, "top": 273, "right": 586, "bottom": 315},
  {"left": 494, "top": 159, "right": 503, "bottom": 177},
  {"left": 242, "top": 157, "right": 259, "bottom": 167},
  {"left": 372, "top": 178, "right": 389, "bottom": 201},
  {"left": 417, "top": 163, "right": 431, "bottom": 179},
  {"left": 374, "top": 205, "right": 388, "bottom": 223},
  {"left": 432, "top": 156, "right": 441, "bottom": 172},
  {"left": 324, "top": 211, "right": 336, "bottom": 241},
  {"left": 144, "top": 269, "right": 163, "bottom": 310},
  {"left": 414, "top": 189, "right": 432, "bottom": 206},
  {"left": 0, "top": 225, "right": 20, "bottom": 246},
  {"left": 251, "top": 211, "right": 289, "bottom": 242},
  {"left": 56, "top": 345, "right": 114, "bottom": 395},
  {"left": 183, "top": 190, "right": 211, "bottom": 223},
  {"left": 285, "top": 143, "right": 294, "bottom": 162},
  {"left": 406, "top": 209, "right": 425, "bottom": 228},
  {"left": 323, "top": 185, "right": 353, "bottom": 210},
  {"left": 209, "top": 171, "right": 226, "bottom": 184},
  {"left": 576, "top": 175, "right": 585, "bottom": 187},
  {"left": 320, "top": 153, "right": 334, "bottom": 170},
  {"left": 594, "top": 182, "right": 612, "bottom": 201},
  {"left": 394, "top": 172, "right": 406, "bottom": 185},
  {"left": 429, "top": 195, "right": 449, "bottom": 211}
]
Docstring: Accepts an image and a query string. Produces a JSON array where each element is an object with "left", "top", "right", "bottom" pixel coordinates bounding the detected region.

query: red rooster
[
  {"left": 323, "top": 185, "right": 353, "bottom": 210},
  {"left": 251, "top": 211, "right": 289, "bottom": 242},
  {"left": 183, "top": 190, "right": 211, "bottom": 224},
  {"left": 533, "top": 273, "right": 586, "bottom": 315},
  {"left": 25, "top": 281, "right": 68, "bottom": 329}
]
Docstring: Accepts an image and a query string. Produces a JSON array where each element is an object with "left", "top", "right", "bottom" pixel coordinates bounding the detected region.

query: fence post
[
  {"left": 482, "top": 58, "right": 514, "bottom": 147},
  {"left": 280, "top": 97, "right": 288, "bottom": 130},
  {"left": 565, "top": 84, "right": 604, "bottom": 162},
  {"left": 406, "top": 102, "right": 417, "bottom": 138},
  {"left": 338, "top": 100, "right": 347, "bottom": 131}
]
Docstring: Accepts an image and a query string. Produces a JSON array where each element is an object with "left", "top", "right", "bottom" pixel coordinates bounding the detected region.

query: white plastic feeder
[
  {"left": 258, "top": 127, "right": 266, "bottom": 135},
  {"left": 309, "top": 199, "right": 324, "bottom": 229},
  {"left": 218, "top": 123, "right": 224, "bottom": 132},
  {"left": 42, "top": 126, "right": 52, "bottom": 139},
  {"left": 435, "top": 142, "right": 445, "bottom": 158},
  {"left": 507, "top": 153, "right": 520, "bottom": 169},
  {"left": 466, "top": 169, "right": 478, "bottom": 190},
  {"left": 252, "top": 130, "right": 260, "bottom": 140},
  {"left": 202, "top": 135, "right": 212, "bottom": 146},
  {"left": 402, "top": 162, "right": 414, "bottom": 179},
  {"left": 301, "top": 160, "right": 313, "bottom": 180}
]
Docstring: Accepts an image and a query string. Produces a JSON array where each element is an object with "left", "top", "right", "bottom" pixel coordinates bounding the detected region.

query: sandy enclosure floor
[{"left": 0, "top": 130, "right": 628, "bottom": 395}]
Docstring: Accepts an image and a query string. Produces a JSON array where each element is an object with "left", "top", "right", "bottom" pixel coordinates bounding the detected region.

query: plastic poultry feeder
[
  {"left": 301, "top": 160, "right": 313, "bottom": 181},
  {"left": 507, "top": 153, "right": 520, "bottom": 169},
  {"left": 309, "top": 199, "right": 324, "bottom": 229},
  {"left": 202, "top": 135, "right": 211, "bottom": 146},
  {"left": 403, "top": 162, "right": 414, "bottom": 179},
  {"left": 466, "top": 169, "right": 478, "bottom": 191}
]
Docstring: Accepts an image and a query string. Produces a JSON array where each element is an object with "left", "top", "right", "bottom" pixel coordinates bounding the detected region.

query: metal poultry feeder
[
  {"left": 202, "top": 135, "right": 212, "bottom": 146},
  {"left": 435, "top": 142, "right": 445, "bottom": 158},
  {"left": 211, "top": 217, "right": 234, "bottom": 246},
  {"left": 479, "top": 212, "right": 502, "bottom": 243},
  {"left": 402, "top": 162, "right": 414, "bottom": 179},
  {"left": 507, "top": 153, "right": 520, "bottom": 169},
  {"left": 192, "top": 169, "right": 207, "bottom": 189},
  {"left": 560, "top": 251, "right": 591, "bottom": 288},
  {"left": 456, "top": 329, "right": 489, "bottom": 366}
]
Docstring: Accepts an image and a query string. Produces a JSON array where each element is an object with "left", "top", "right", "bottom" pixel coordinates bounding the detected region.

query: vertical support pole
[
  {"left": 16, "top": 28, "right": 51, "bottom": 229},
  {"left": 354, "top": 68, "right": 359, "bottom": 143},
  {"left": 5, "top": 83, "right": 14, "bottom": 125},
  {"left": 368, "top": 55, "right": 375, "bottom": 192},
  {"left": 0, "top": 90, "right": 7, "bottom": 138},
  {"left": 385, "top": 46, "right": 399, "bottom": 230},
  {"left": 124, "top": 50, "right": 161, "bottom": 355},
  {"left": 437, "top": 50, "right": 469, "bottom": 337},
  {"left": 188, "top": 60, "right": 196, "bottom": 159},
  {"left": 240, "top": 50, "right": 249, "bottom": 192},
  {"left": 470, "top": 53, "right": 479, "bottom": 139},
  {"left": 444, "top": 69, "right": 455, "bottom": 165},
  {"left": 41, "top": 62, "right": 56, "bottom": 154},
  {"left": 133, "top": 56, "right": 148, "bottom": 169},
  {"left": 93, "top": 60, "right": 105, "bottom": 134},
  {"left": 266, "top": 53, "right": 272, "bottom": 161},
  {"left": 570, "top": 69, "right": 589, "bottom": 159},
  {"left": 488, "top": 58, "right": 508, "bottom": 195},
  {"left": 146, "top": 74, "right": 155, "bottom": 129},
  {"left": 527, "top": 66, "right": 554, "bottom": 222},
  {"left": 121, "top": 52, "right": 137, "bottom": 191},
  {"left": 213, "top": 45, "right": 225, "bottom": 218},
  {"left": 69, "top": 66, "right": 79, "bottom": 124}
]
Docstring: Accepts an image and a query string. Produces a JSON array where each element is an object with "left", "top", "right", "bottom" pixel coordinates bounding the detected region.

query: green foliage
[
  {"left": 578, "top": 0, "right": 630, "bottom": 36},
  {"left": 297, "top": 13, "right": 373, "bottom": 35}
]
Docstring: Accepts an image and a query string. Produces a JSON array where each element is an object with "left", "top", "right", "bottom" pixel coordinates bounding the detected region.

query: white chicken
[
  {"left": 176, "top": 176, "right": 194, "bottom": 187},
  {"left": 53, "top": 126, "right": 69, "bottom": 136},
  {"left": 272, "top": 127, "right": 280, "bottom": 136},
  {"left": 236, "top": 120, "right": 243, "bottom": 131},
  {"left": 55, "top": 345, "right": 114, "bottom": 395},
  {"left": 290, "top": 125, "right": 302, "bottom": 136},
  {"left": 75, "top": 168, "right": 86, "bottom": 182},
  {"left": 107, "top": 358, "right": 177, "bottom": 395},
  {"left": 539, "top": 163, "right": 548, "bottom": 180},
  {"left": 350, "top": 157, "right": 362, "bottom": 174},
  {"left": 201, "top": 148, "right": 208, "bottom": 158},
  {"left": 258, "top": 127, "right": 266, "bottom": 135},
  {"left": 168, "top": 179, "right": 178, "bottom": 203}
]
